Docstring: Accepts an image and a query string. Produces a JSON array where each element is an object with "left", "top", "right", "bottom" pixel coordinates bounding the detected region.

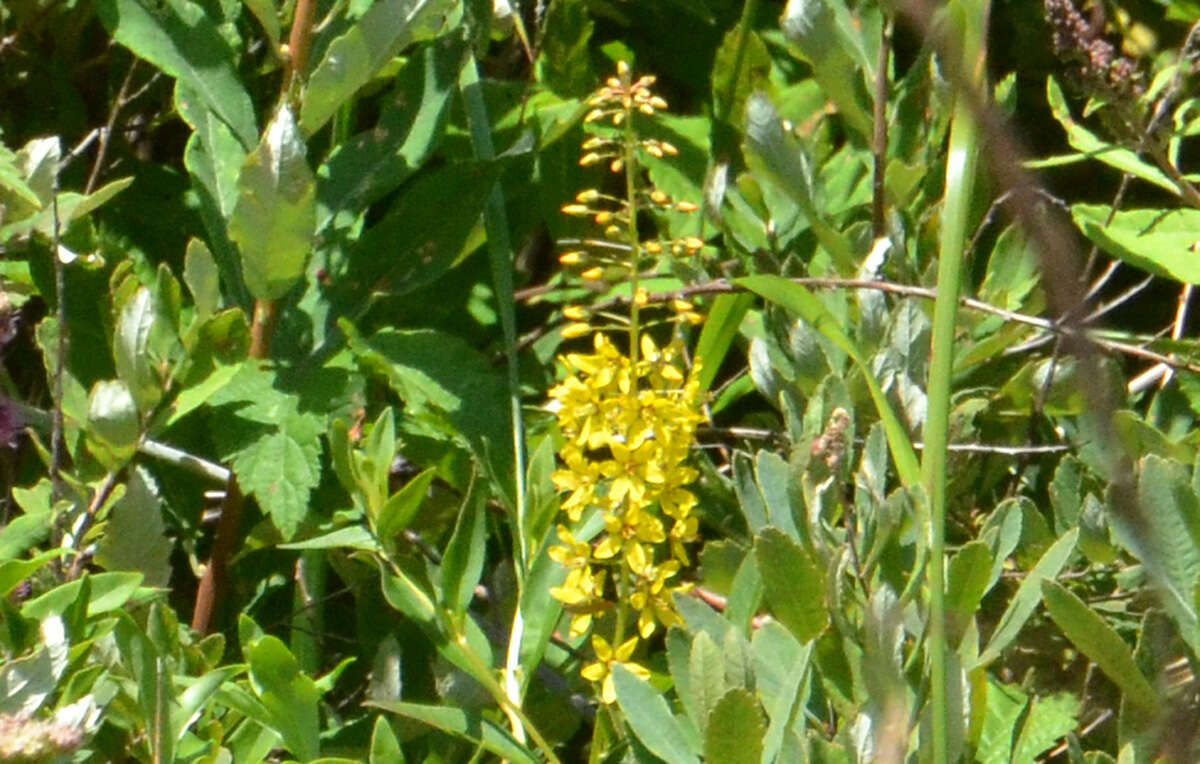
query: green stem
[
  {"left": 459, "top": 51, "right": 532, "bottom": 744},
  {"left": 621, "top": 81, "right": 641, "bottom": 371},
  {"left": 921, "top": 2, "right": 987, "bottom": 762}
]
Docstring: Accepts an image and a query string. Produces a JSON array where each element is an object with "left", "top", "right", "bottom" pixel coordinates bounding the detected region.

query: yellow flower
[
  {"left": 581, "top": 635, "right": 648, "bottom": 704},
  {"left": 630, "top": 558, "right": 682, "bottom": 637},
  {"left": 593, "top": 505, "right": 666, "bottom": 563}
]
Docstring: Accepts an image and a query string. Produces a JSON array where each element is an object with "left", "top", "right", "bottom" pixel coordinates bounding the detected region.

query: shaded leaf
[
  {"left": 368, "top": 700, "right": 537, "bottom": 764},
  {"left": 754, "top": 527, "right": 827, "bottom": 643},
  {"left": 704, "top": 688, "right": 764, "bottom": 764},
  {"left": 1072, "top": 204, "right": 1200, "bottom": 285},
  {"left": 247, "top": 636, "right": 320, "bottom": 762},
  {"left": 230, "top": 105, "right": 316, "bottom": 301}
]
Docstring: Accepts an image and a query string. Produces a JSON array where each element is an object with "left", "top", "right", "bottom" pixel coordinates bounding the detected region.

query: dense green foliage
[{"left": 3, "top": 0, "right": 1200, "bottom": 761}]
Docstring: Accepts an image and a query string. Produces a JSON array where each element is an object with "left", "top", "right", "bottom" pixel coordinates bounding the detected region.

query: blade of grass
[
  {"left": 458, "top": 51, "right": 531, "bottom": 746},
  {"left": 921, "top": 1, "right": 988, "bottom": 761}
]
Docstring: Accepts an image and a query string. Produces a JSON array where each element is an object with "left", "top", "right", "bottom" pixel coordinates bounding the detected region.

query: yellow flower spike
[
  {"left": 609, "top": 157, "right": 624, "bottom": 172},
  {"left": 660, "top": 141, "right": 679, "bottom": 156},
  {"left": 672, "top": 298, "right": 694, "bottom": 312},
  {"left": 594, "top": 211, "right": 613, "bottom": 225},
  {"left": 643, "top": 143, "right": 664, "bottom": 158},
  {"left": 579, "top": 152, "right": 603, "bottom": 167},
  {"left": 634, "top": 288, "right": 648, "bottom": 306},
  {"left": 683, "top": 236, "right": 704, "bottom": 251},
  {"left": 563, "top": 305, "right": 588, "bottom": 320},
  {"left": 559, "top": 251, "right": 584, "bottom": 265},
  {"left": 650, "top": 96, "right": 668, "bottom": 110},
  {"left": 649, "top": 189, "right": 668, "bottom": 205},
  {"left": 562, "top": 204, "right": 590, "bottom": 216},
  {"left": 581, "top": 266, "right": 605, "bottom": 280},
  {"left": 562, "top": 322, "right": 592, "bottom": 339},
  {"left": 582, "top": 635, "right": 646, "bottom": 704},
  {"left": 604, "top": 224, "right": 622, "bottom": 239},
  {"left": 686, "top": 311, "right": 704, "bottom": 325},
  {"left": 644, "top": 240, "right": 663, "bottom": 255},
  {"left": 585, "top": 108, "right": 605, "bottom": 122},
  {"left": 675, "top": 201, "right": 699, "bottom": 212},
  {"left": 576, "top": 189, "right": 602, "bottom": 202},
  {"left": 639, "top": 103, "right": 656, "bottom": 116}
]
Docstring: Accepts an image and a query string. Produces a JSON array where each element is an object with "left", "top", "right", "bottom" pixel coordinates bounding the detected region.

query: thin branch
[
  {"left": 85, "top": 61, "right": 139, "bottom": 195},
  {"left": 49, "top": 170, "right": 66, "bottom": 506},
  {"left": 872, "top": 17, "right": 893, "bottom": 238}
]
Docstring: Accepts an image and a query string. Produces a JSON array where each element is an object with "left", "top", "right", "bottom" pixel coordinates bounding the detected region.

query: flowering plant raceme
[{"left": 546, "top": 61, "right": 707, "bottom": 703}]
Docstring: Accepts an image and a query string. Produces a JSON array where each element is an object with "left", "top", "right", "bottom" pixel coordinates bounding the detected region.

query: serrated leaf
[
  {"left": 976, "top": 680, "right": 1026, "bottom": 764},
  {"left": 1041, "top": 580, "right": 1158, "bottom": 718},
  {"left": 754, "top": 527, "right": 827, "bottom": 643},
  {"left": 1011, "top": 692, "right": 1080, "bottom": 762},
  {"left": 228, "top": 410, "right": 322, "bottom": 540},
  {"left": 95, "top": 0, "right": 256, "bottom": 148},
  {"left": 230, "top": 105, "right": 316, "bottom": 300},
  {"left": 704, "top": 688, "right": 764, "bottom": 764},
  {"left": 247, "top": 636, "right": 320, "bottom": 762},
  {"left": 300, "top": 0, "right": 457, "bottom": 134},
  {"left": 95, "top": 467, "right": 171, "bottom": 588},
  {"left": 612, "top": 664, "right": 702, "bottom": 764}
]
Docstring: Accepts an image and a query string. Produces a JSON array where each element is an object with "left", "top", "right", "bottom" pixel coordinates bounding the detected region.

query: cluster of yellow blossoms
[
  {"left": 545, "top": 61, "right": 708, "bottom": 705},
  {"left": 547, "top": 332, "right": 705, "bottom": 701}
]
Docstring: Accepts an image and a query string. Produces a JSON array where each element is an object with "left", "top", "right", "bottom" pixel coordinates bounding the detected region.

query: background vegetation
[{"left": 2, "top": 0, "right": 1200, "bottom": 761}]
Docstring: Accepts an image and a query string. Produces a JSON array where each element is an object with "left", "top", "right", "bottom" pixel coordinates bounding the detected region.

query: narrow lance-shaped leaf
[
  {"left": 230, "top": 105, "right": 316, "bottom": 301},
  {"left": 1041, "top": 580, "right": 1159, "bottom": 720}
]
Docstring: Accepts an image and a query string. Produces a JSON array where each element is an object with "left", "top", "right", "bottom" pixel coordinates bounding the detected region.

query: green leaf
[
  {"left": 0, "top": 551, "right": 62, "bottom": 597},
  {"left": 0, "top": 142, "right": 41, "bottom": 209},
  {"left": 300, "top": 0, "right": 457, "bottom": 134},
  {"left": 738, "top": 275, "right": 921, "bottom": 488},
  {"left": 779, "top": 0, "right": 873, "bottom": 138},
  {"left": 22, "top": 572, "right": 146, "bottom": 620},
  {"left": 612, "top": 664, "right": 702, "bottom": 764},
  {"left": 369, "top": 715, "right": 405, "bottom": 764},
  {"left": 247, "top": 636, "right": 320, "bottom": 762},
  {"left": 341, "top": 160, "right": 498, "bottom": 306},
  {"left": 755, "top": 450, "right": 802, "bottom": 543},
  {"left": 168, "top": 362, "right": 244, "bottom": 426},
  {"left": 977, "top": 528, "right": 1077, "bottom": 667},
  {"left": 368, "top": 700, "right": 538, "bottom": 764},
  {"left": 378, "top": 560, "right": 437, "bottom": 623},
  {"left": 743, "top": 95, "right": 857, "bottom": 274},
  {"left": 374, "top": 468, "right": 436, "bottom": 545},
  {"left": 0, "top": 507, "right": 52, "bottom": 563},
  {"left": 242, "top": 0, "right": 281, "bottom": 52},
  {"left": 95, "top": 0, "right": 256, "bottom": 148},
  {"left": 1114, "top": 454, "right": 1200, "bottom": 648},
  {"left": 689, "top": 631, "right": 726, "bottom": 731},
  {"left": 184, "top": 237, "right": 221, "bottom": 322},
  {"left": 695, "top": 293, "right": 753, "bottom": 394},
  {"left": 704, "top": 688, "right": 764, "bottom": 764},
  {"left": 230, "top": 104, "right": 316, "bottom": 301},
  {"left": 86, "top": 379, "right": 140, "bottom": 468},
  {"left": 976, "top": 680, "right": 1026, "bottom": 764},
  {"left": 1041, "top": 580, "right": 1159, "bottom": 719},
  {"left": 345, "top": 327, "right": 514, "bottom": 507},
  {"left": 278, "top": 525, "right": 379, "bottom": 551},
  {"left": 1072, "top": 204, "right": 1200, "bottom": 285},
  {"left": 94, "top": 467, "right": 172, "bottom": 588},
  {"left": 754, "top": 527, "right": 827, "bottom": 643},
  {"left": 317, "top": 34, "right": 461, "bottom": 232},
  {"left": 439, "top": 486, "right": 486, "bottom": 619},
  {"left": 114, "top": 287, "right": 165, "bottom": 413},
  {"left": 1011, "top": 692, "right": 1080, "bottom": 762},
  {"left": 945, "top": 541, "right": 993, "bottom": 649},
  {"left": 1045, "top": 77, "right": 1177, "bottom": 194},
  {"left": 227, "top": 409, "right": 323, "bottom": 540}
]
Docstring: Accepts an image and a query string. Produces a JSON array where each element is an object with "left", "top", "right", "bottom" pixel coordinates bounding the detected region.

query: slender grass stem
[
  {"left": 921, "top": 1, "right": 988, "bottom": 760},
  {"left": 459, "top": 52, "right": 532, "bottom": 743}
]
